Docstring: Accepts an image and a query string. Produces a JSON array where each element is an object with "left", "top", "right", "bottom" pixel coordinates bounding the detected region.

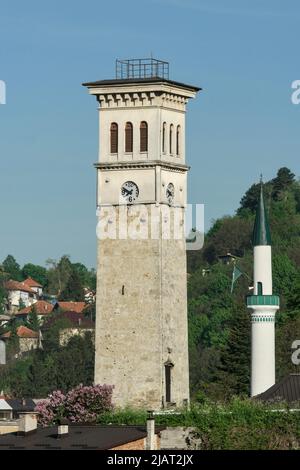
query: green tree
[
  {"left": 22, "top": 263, "right": 48, "bottom": 287},
  {"left": 216, "top": 306, "right": 251, "bottom": 399},
  {"left": 2, "top": 255, "right": 22, "bottom": 281},
  {"left": 58, "top": 270, "right": 85, "bottom": 302},
  {"left": 46, "top": 255, "right": 73, "bottom": 296},
  {"left": 272, "top": 167, "right": 295, "bottom": 200},
  {"left": 26, "top": 305, "right": 41, "bottom": 332}
]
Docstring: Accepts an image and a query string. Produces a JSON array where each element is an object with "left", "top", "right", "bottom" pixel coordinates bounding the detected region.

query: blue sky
[{"left": 0, "top": 0, "right": 300, "bottom": 268}]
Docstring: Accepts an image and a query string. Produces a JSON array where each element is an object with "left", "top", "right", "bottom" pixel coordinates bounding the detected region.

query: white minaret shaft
[{"left": 247, "top": 183, "right": 279, "bottom": 397}]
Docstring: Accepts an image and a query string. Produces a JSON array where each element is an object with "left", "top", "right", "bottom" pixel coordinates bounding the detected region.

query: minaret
[
  {"left": 83, "top": 59, "right": 200, "bottom": 409},
  {"left": 247, "top": 181, "right": 280, "bottom": 397}
]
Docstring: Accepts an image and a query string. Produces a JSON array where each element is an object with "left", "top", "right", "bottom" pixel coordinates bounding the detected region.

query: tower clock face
[
  {"left": 121, "top": 181, "right": 139, "bottom": 203},
  {"left": 166, "top": 183, "right": 174, "bottom": 204}
]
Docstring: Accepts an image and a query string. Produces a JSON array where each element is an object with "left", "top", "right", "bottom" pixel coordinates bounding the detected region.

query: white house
[{"left": 5, "top": 280, "right": 38, "bottom": 313}]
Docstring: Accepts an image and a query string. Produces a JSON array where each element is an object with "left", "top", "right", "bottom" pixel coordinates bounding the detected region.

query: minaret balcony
[{"left": 246, "top": 294, "right": 280, "bottom": 307}]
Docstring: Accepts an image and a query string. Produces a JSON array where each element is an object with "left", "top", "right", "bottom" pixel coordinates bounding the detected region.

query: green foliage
[
  {"left": 97, "top": 399, "right": 300, "bottom": 450},
  {"left": 2, "top": 255, "right": 22, "bottom": 281},
  {"left": 72, "top": 263, "right": 96, "bottom": 290},
  {"left": 46, "top": 255, "right": 73, "bottom": 296},
  {"left": 58, "top": 270, "right": 85, "bottom": 301},
  {"left": 26, "top": 306, "right": 41, "bottom": 332},
  {"left": 0, "top": 321, "right": 94, "bottom": 397},
  {"left": 188, "top": 167, "right": 300, "bottom": 400},
  {"left": 22, "top": 263, "right": 48, "bottom": 287}
]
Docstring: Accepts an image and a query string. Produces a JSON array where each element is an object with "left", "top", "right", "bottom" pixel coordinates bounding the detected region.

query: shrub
[{"left": 35, "top": 384, "right": 114, "bottom": 426}]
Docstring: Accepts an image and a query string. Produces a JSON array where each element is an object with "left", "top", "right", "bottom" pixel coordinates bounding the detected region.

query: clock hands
[{"left": 122, "top": 187, "right": 133, "bottom": 196}]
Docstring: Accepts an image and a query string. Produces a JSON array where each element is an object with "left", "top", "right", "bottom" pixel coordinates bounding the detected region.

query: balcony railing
[{"left": 246, "top": 295, "right": 280, "bottom": 307}]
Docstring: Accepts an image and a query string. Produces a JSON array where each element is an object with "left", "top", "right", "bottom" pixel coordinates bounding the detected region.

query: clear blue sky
[{"left": 1, "top": 0, "right": 300, "bottom": 268}]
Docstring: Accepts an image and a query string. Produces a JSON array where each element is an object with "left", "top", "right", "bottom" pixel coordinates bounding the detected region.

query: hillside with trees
[{"left": 187, "top": 167, "right": 300, "bottom": 400}]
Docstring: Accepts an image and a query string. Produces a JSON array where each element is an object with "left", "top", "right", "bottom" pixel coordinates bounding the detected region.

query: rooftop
[
  {"left": 23, "top": 277, "right": 43, "bottom": 289},
  {"left": 2, "top": 326, "right": 39, "bottom": 339},
  {"left": 0, "top": 424, "right": 165, "bottom": 450},
  {"left": 5, "top": 280, "right": 35, "bottom": 295},
  {"left": 56, "top": 301, "right": 86, "bottom": 314},
  {"left": 15, "top": 300, "right": 54, "bottom": 316},
  {"left": 83, "top": 57, "right": 200, "bottom": 92},
  {"left": 255, "top": 374, "right": 300, "bottom": 403}
]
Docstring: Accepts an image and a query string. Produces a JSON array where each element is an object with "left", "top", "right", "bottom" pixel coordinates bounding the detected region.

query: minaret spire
[
  {"left": 252, "top": 180, "right": 271, "bottom": 246},
  {"left": 247, "top": 177, "right": 279, "bottom": 397}
]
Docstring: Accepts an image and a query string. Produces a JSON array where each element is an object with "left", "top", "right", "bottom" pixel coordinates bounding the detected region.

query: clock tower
[{"left": 83, "top": 59, "right": 200, "bottom": 409}]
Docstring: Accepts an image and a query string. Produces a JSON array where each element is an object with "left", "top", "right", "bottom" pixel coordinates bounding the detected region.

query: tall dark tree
[
  {"left": 58, "top": 269, "right": 85, "bottom": 302},
  {"left": 216, "top": 306, "right": 251, "bottom": 398},
  {"left": 2, "top": 255, "right": 22, "bottom": 281},
  {"left": 46, "top": 255, "right": 73, "bottom": 296},
  {"left": 26, "top": 306, "right": 41, "bottom": 332},
  {"left": 237, "top": 182, "right": 273, "bottom": 216},
  {"left": 272, "top": 167, "right": 295, "bottom": 197}
]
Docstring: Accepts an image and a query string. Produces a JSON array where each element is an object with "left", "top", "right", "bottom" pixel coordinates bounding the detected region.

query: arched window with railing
[
  {"left": 169, "top": 124, "right": 174, "bottom": 154},
  {"left": 162, "top": 122, "right": 166, "bottom": 153},
  {"left": 110, "top": 122, "right": 118, "bottom": 153},
  {"left": 125, "top": 122, "right": 133, "bottom": 153},
  {"left": 176, "top": 125, "right": 180, "bottom": 156},
  {"left": 140, "top": 121, "right": 148, "bottom": 152}
]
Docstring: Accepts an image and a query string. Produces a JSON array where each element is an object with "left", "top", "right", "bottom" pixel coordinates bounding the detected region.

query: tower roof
[
  {"left": 82, "top": 57, "right": 200, "bottom": 92},
  {"left": 252, "top": 182, "right": 272, "bottom": 246}
]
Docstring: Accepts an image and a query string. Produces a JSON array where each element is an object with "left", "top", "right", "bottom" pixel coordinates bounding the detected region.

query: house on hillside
[
  {"left": 14, "top": 300, "right": 54, "bottom": 323},
  {"left": 1, "top": 326, "right": 42, "bottom": 356},
  {"left": 83, "top": 288, "right": 96, "bottom": 304},
  {"left": 5, "top": 280, "right": 38, "bottom": 313},
  {"left": 42, "top": 311, "right": 94, "bottom": 346},
  {"left": 54, "top": 301, "right": 86, "bottom": 314},
  {"left": 22, "top": 278, "right": 43, "bottom": 297}
]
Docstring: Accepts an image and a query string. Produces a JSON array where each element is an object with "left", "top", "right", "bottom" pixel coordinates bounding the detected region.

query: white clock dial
[
  {"left": 166, "top": 183, "right": 174, "bottom": 204},
  {"left": 121, "top": 181, "right": 139, "bottom": 203}
]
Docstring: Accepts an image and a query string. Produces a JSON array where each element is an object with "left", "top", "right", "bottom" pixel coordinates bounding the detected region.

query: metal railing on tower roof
[{"left": 115, "top": 58, "right": 169, "bottom": 80}]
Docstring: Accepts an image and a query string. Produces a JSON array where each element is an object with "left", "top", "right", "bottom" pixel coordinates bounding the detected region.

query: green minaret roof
[{"left": 252, "top": 182, "right": 272, "bottom": 246}]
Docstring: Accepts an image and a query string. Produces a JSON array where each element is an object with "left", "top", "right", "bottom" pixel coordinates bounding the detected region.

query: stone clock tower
[{"left": 83, "top": 59, "right": 200, "bottom": 409}]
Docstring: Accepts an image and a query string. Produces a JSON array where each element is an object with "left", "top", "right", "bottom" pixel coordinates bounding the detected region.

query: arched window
[
  {"left": 125, "top": 122, "right": 133, "bottom": 153},
  {"left": 169, "top": 124, "right": 174, "bottom": 154},
  {"left": 110, "top": 123, "right": 118, "bottom": 153},
  {"left": 140, "top": 121, "right": 148, "bottom": 152},
  {"left": 176, "top": 125, "right": 180, "bottom": 156},
  {"left": 162, "top": 122, "right": 166, "bottom": 153}
]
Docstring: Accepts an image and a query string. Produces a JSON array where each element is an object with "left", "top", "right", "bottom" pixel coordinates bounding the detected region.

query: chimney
[
  {"left": 57, "top": 418, "right": 69, "bottom": 438},
  {"left": 18, "top": 412, "right": 38, "bottom": 436},
  {"left": 145, "top": 410, "right": 156, "bottom": 450}
]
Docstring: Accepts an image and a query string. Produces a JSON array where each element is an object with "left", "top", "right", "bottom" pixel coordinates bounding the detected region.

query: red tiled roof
[
  {"left": 15, "top": 300, "right": 54, "bottom": 316},
  {"left": 57, "top": 302, "right": 86, "bottom": 313},
  {"left": 5, "top": 280, "right": 36, "bottom": 295},
  {"left": 2, "top": 325, "right": 39, "bottom": 339},
  {"left": 23, "top": 277, "right": 43, "bottom": 288}
]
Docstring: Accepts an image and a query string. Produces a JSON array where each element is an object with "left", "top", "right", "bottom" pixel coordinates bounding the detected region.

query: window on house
[
  {"left": 162, "top": 122, "right": 166, "bottom": 153},
  {"left": 176, "top": 125, "right": 180, "bottom": 156},
  {"left": 125, "top": 122, "right": 133, "bottom": 153},
  {"left": 169, "top": 124, "right": 174, "bottom": 154},
  {"left": 140, "top": 121, "right": 148, "bottom": 152},
  {"left": 110, "top": 123, "right": 118, "bottom": 153}
]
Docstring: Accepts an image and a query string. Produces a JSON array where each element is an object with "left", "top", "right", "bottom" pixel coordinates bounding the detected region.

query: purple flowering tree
[{"left": 35, "top": 384, "right": 114, "bottom": 426}]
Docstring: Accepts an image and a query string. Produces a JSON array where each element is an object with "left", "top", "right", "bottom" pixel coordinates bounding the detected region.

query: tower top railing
[{"left": 115, "top": 58, "right": 169, "bottom": 80}]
